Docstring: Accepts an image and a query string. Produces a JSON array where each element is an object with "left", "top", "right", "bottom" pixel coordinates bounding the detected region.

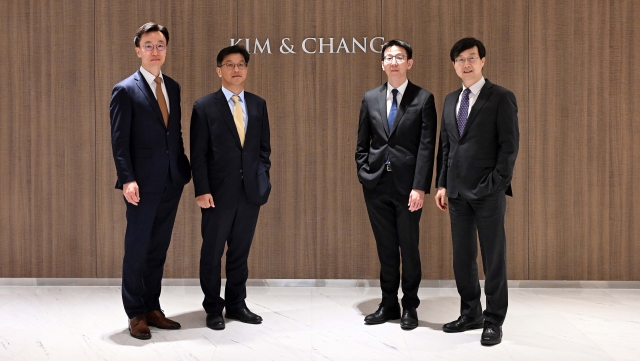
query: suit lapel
[
  {"left": 448, "top": 89, "right": 462, "bottom": 140},
  {"left": 377, "top": 85, "right": 390, "bottom": 137},
  {"left": 244, "top": 93, "right": 259, "bottom": 145},
  {"left": 214, "top": 89, "right": 243, "bottom": 148},
  {"left": 165, "top": 77, "right": 179, "bottom": 128},
  {"left": 390, "top": 81, "right": 417, "bottom": 135},
  {"left": 135, "top": 70, "right": 166, "bottom": 128},
  {"left": 461, "top": 80, "right": 494, "bottom": 139}
]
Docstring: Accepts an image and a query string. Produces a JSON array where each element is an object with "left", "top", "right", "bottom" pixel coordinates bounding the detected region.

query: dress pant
[
  {"left": 121, "top": 176, "right": 184, "bottom": 319},
  {"left": 199, "top": 186, "right": 260, "bottom": 315},
  {"left": 448, "top": 190, "right": 508, "bottom": 326},
  {"left": 363, "top": 169, "right": 422, "bottom": 308}
]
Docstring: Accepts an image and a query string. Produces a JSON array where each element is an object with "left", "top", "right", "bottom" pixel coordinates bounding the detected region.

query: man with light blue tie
[{"left": 355, "top": 39, "right": 438, "bottom": 330}]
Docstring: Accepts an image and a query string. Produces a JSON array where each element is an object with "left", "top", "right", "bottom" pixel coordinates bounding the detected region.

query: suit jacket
[
  {"left": 190, "top": 89, "right": 271, "bottom": 208},
  {"left": 355, "top": 81, "right": 438, "bottom": 195},
  {"left": 436, "top": 79, "right": 519, "bottom": 199},
  {"left": 110, "top": 70, "right": 191, "bottom": 192}
]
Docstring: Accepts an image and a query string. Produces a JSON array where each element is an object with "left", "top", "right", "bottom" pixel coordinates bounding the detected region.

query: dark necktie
[
  {"left": 154, "top": 76, "right": 169, "bottom": 127},
  {"left": 388, "top": 88, "right": 399, "bottom": 131},
  {"left": 457, "top": 88, "right": 471, "bottom": 136}
]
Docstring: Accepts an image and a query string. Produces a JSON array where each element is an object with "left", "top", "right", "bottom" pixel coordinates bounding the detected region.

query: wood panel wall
[
  {"left": 1, "top": 1, "right": 638, "bottom": 280},
  {"left": 0, "top": 0, "right": 96, "bottom": 277}
]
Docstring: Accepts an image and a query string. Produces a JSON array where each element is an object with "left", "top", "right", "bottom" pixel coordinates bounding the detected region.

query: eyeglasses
[
  {"left": 383, "top": 54, "right": 406, "bottom": 63},
  {"left": 141, "top": 43, "right": 166, "bottom": 52},
  {"left": 454, "top": 56, "right": 479, "bottom": 65},
  {"left": 219, "top": 62, "right": 247, "bottom": 70}
]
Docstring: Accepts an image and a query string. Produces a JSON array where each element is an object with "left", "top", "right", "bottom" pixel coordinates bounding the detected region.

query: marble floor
[{"left": 0, "top": 282, "right": 639, "bottom": 361}]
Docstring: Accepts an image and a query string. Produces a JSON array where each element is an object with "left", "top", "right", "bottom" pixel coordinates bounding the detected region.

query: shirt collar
[
  {"left": 462, "top": 76, "right": 485, "bottom": 95},
  {"left": 387, "top": 79, "right": 409, "bottom": 98},
  {"left": 221, "top": 86, "right": 245, "bottom": 103},
  {"left": 139, "top": 66, "right": 163, "bottom": 85}
]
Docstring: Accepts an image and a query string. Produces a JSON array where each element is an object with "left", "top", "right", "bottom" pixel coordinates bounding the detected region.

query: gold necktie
[
  {"left": 232, "top": 95, "right": 245, "bottom": 146},
  {"left": 154, "top": 76, "right": 169, "bottom": 127}
]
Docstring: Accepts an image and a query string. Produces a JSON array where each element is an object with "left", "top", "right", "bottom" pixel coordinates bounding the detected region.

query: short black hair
[
  {"left": 450, "top": 37, "right": 486, "bottom": 61},
  {"left": 216, "top": 45, "right": 250, "bottom": 67},
  {"left": 380, "top": 39, "right": 413, "bottom": 61},
  {"left": 134, "top": 22, "right": 169, "bottom": 47}
]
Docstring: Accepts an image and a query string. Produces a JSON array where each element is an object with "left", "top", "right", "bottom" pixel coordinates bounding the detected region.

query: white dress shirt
[
  {"left": 139, "top": 66, "right": 170, "bottom": 113},
  {"left": 386, "top": 79, "right": 409, "bottom": 116},
  {"left": 455, "top": 76, "right": 486, "bottom": 117},
  {"left": 221, "top": 86, "right": 248, "bottom": 132}
]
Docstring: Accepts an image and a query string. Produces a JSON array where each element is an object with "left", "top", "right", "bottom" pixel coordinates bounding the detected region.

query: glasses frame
[
  {"left": 219, "top": 62, "right": 248, "bottom": 70},
  {"left": 141, "top": 43, "right": 166, "bottom": 52},
  {"left": 454, "top": 56, "right": 479, "bottom": 65},
  {"left": 383, "top": 54, "right": 407, "bottom": 63}
]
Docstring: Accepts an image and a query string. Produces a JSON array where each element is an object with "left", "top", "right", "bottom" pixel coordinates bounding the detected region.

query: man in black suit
[
  {"left": 110, "top": 22, "right": 191, "bottom": 340},
  {"left": 355, "top": 39, "right": 438, "bottom": 330},
  {"left": 190, "top": 45, "right": 271, "bottom": 331},
  {"left": 435, "top": 38, "right": 519, "bottom": 346}
]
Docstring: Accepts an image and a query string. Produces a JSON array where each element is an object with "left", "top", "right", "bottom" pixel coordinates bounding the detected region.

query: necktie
[
  {"left": 457, "top": 88, "right": 471, "bottom": 136},
  {"left": 154, "top": 77, "right": 169, "bottom": 128},
  {"left": 388, "top": 88, "right": 399, "bottom": 131},
  {"left": 232, "top": 95, "right": 245, "bottom": 146}
]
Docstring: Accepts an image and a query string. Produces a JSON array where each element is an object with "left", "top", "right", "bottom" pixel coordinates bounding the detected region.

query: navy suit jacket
[
  {"left": 190, "top": 89, "right": 271, "bottom": 208},
  {"left": 110, "top": 70, "right": 191, "bottom": 192},
  {"left": 436, "top": 79, "right": 519, "bottom": 199},
  {"left": 355, "top": 81, "right": 438, "bottom": 195}
]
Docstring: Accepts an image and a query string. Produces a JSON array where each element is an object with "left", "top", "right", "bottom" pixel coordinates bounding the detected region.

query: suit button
[
  {"left": 166, "top": 150, "right": 169, "bottom": 154},
  {"left": 166, "top": 132, "right": 169, "bottom": 135},
  {"left": 239, "top": 170, "right": 243, "bottom": 173}
]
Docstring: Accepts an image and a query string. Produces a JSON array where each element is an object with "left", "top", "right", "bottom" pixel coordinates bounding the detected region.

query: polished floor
[{"left": 0, "top": 281, "right": 639, "bottom": 360}]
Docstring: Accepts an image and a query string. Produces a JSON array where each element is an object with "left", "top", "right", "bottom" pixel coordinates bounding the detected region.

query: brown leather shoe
[
  {"left": 145, "top": 310, "right": 181, "bottom": 329},
  {"left": 129, "top": 315, "right": 151, "bottom": 340}
]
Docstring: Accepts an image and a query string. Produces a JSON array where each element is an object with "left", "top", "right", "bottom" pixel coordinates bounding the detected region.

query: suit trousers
[
  {"left": 121, "top": 176, "right": 184, "bottom": 319},
  {"left": 448, "top": 190, "right": 508, "bottom": 326},
  {"left": 363, "top": 170, "right": 422, "bottom": 308},
  {"left": 200, "top": 186, "right": 260, "bottom": 315}
]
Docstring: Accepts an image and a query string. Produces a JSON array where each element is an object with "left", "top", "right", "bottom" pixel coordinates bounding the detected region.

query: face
[
  {"left": 216, "top": 53, "right": 248, "bottom": 89},
  {"left": 135, "top": 31, "right": 167, "bottom": 73},
  {"left": 453, "top": 46, "right": 485, "bottom": 85},
  {"left": 381, "top": 45, "right": 413, "bottom": 82}
]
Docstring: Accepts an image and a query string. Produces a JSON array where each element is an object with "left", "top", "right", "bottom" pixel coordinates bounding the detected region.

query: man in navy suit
[
  {"left": 355, "top": 39, "right": 438, "bottom": 330},
  {"left": 435, "top": 38, "right": 519, "bottom": 346},
  {"left": 110, "top": 22, "right": 191, "bottom": 340},
  {"left": 190, "top": 45, "right": 271, "bottom": 330}
]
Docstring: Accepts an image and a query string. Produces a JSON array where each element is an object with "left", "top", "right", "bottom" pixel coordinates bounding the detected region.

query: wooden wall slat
[
  {"left": 95, "top": 0, "right": 235, "bottom": 278},
  {"left": 383, "top": 0, "right": 529, "bottom": 280},
  {"left": 609, "top": 1, "right": 640, "bottom": 280},
  {"left": 0, "top": 0, "right": 96, "bottom": 277},
  {"left": 239, "top": 0, "right": 383, "bottom": 279},
  {"left": 529, "top": 0, "right": 611, "bottom": 279}
]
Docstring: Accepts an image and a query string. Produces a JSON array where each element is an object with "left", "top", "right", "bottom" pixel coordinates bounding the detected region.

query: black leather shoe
[
  {"left": 364, "top": 304, "right": 401, "bottom": 325},
  {"left": 225, "top": 307, "right": 263, "bottom": 324},
  {"left": 481, "top": 321, "right": 502, "bottom": 346},
  {"left": 442, "top": 315, "right": 484, "bottom": 333},
  {"left": 206, "top": 313, "right": 225, "bottom": 330},
  {"left": 400, "top": 307, "right": 418, "bottom": 330}
]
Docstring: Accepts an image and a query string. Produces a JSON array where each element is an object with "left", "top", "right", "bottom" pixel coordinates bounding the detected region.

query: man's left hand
[{"left": 408, "top": 189, "right": 425, "bottom": 212}]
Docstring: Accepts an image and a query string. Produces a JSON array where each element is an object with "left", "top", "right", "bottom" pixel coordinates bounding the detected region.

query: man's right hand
[
  {"left": 435, "top": 187, "right": 448, "bottom": 211},
  {"left": 123, "top": 181, "right": 140, "bottom": 206},
  {"left": 196, "top": 194, "right": 215, "bottom": 208}
]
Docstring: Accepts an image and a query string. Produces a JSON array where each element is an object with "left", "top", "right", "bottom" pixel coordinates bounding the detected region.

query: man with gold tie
[
  {"left": 110, "top": 22, "right": 192, "bottom": 340},
  {"left": 190, "top": 45, "right": 272, "bottom": 330}
]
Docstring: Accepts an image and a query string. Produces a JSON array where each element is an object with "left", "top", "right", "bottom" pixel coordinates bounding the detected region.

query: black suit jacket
[
  {"left": 110, "top": 70, "right": 191, "bottom": 192},
  {"left": 436, "top": 79, "right": 519, "bottom": 199},
  {"left": 356, "top": 81, "right": 438, "bottom": 195},
  {"left": 190, "top": 89, "right": 271, "bottom": 208}
]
